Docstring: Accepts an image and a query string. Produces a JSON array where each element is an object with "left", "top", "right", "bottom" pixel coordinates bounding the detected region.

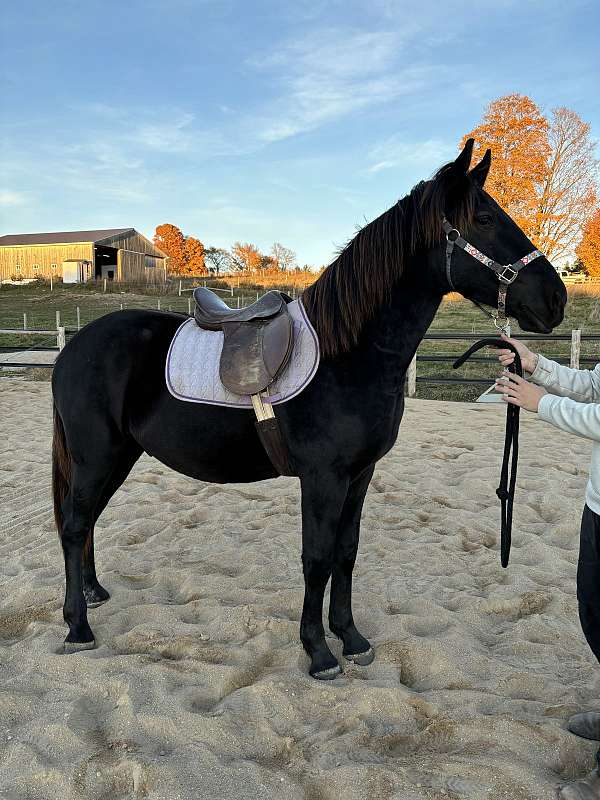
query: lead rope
[{"left": 453, "top": 339, "right": 523, "bottom": 568}]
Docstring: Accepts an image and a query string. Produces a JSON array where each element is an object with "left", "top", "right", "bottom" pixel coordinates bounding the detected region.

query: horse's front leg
[
  {"left": 329, "top": 464, "right": 375, "bottom": 665},
  {"left": 300, "top": 473, "right": 349, "bottom": 680}
]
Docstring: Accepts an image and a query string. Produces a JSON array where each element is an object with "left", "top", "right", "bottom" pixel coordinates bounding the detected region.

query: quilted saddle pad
[{"left": 165, "top": 298, "right": 320, "bottom": 407}]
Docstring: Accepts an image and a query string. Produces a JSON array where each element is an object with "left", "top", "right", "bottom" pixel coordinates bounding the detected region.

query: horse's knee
[{"left": 302, "top": 553, "right": 334, "bottom": 583}]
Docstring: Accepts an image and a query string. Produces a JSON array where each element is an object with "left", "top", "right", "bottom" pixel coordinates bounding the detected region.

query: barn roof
[{"left": 0, "top": 228, "right": 134, "bottom": 246}]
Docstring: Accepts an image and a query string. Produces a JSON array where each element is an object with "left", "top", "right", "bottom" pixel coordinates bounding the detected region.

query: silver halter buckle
[{"left": 498, "top": 265, "right": 518, "bottom": 285}]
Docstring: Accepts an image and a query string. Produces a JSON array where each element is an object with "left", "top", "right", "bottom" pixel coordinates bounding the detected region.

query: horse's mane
[{"left": 302, "top": 162, "right": 477, "bottom": 358}]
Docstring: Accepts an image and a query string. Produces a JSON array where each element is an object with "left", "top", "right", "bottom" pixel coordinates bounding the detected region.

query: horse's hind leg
[
  {"left": 82, "top": 527, "right": 109, "bottom": 607},
  {"left": 82, "top": 443, "right": 142, "bottom": 607},
  {"left": 60, "top": 464, "right": 112, "bottom": 652},
  {"left": 329, "top": 464, "right": 375, "bottom": 665}
]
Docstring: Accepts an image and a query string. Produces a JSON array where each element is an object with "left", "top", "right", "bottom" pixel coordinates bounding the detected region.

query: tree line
[
  {"left": 153, "top": 94, "right": 599, "bottom": 279},
  {"left": 153, "top": 224, "right": 303, "bottom": 277}
]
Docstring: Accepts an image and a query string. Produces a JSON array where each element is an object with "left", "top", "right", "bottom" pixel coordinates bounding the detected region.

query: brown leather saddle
[
  {"left": 193, "top": 287, "right": 295, "bottom": 475},
  {"left": 193, "top": 287, "right": 294, "bottom": 395}
]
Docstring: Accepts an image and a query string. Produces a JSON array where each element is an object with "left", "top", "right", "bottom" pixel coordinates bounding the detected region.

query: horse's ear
[
  {"left": 470, "top": 148, "right": 492, "bottom": 187},
  {"left": 454, "top": 138, "right": 474, "bottom": 174}
]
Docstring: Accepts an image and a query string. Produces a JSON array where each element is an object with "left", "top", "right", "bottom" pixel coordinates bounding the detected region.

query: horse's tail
[{"left": 52, "top": 403, "right": 71, "bottom": 536}]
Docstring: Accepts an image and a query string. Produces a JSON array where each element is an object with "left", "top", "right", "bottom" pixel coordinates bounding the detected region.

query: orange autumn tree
[
  {"left": 154, "top": 224, "right": 205, "bottom": 275},
  {"left": 183, "top": 236, "right": 205, "bottom": 275},
  {"left": 462, "top": 95, "right": 598, "bottom": 261},
  {"left": 463, "top": 94, "right": 549, "bottom": 237},
  {"left": 577, "top": 208, "right": 600, "bottom": 276},
  {"left": 231, "top": 241, "right": 262, "bottom": 272},
  {"left": 154, "top": 224, "right": 186, "bottom": 273}
]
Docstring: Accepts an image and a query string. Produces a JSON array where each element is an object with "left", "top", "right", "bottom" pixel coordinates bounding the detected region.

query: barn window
[
  {"left": 144, "top": 255, "right": 157, "bottom": 268},
  {"left": 32, "top": 264, "right": 39, "bottom": 271},
  {"left": 15, "top": 264, "right": 21, "bottom": 272},
  {"left": 51, "top": 263, "right": 57, "bottom": 270}
]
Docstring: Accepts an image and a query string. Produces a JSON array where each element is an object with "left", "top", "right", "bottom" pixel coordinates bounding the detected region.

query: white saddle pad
[{"left": 165, "top": 298, "right": 320, "bottom": 407}]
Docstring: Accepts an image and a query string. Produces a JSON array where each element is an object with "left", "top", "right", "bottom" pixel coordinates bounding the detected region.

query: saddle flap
[{"left": 219, "top": 312, "right": 294, "bottom": 396}]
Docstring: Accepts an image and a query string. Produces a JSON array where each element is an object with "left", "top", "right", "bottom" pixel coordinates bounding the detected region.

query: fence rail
[
  {"left": 405, "top": 329, "right": 587, "bottom": 397},
  {"left": 0, "top": 326, "right": 65, "bottom": 369},
  {"left": 0, "top": 326, "right": 594, "bottom": 394}
]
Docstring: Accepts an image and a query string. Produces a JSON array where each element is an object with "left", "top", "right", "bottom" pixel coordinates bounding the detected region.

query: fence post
[
  {"left": 57, "top": 326, "right": 66, "bottom": 351},
  {"left": 76, "top": 306, "right": 81, "bottom": 330},
  {"left": 237, "top": 296, "right": 241, "bottom": 309},
  {"left": 188, "top": 297, "right": 191, "bottom": 316},
  {"left": 55, "top": 310, "right": 61, "bottom": 330},
  {"left": 23, "top": 312, "right": 27, "bottom": 330},
  {"left": 103, "top": 278, "right": 107, "bottom": 293},
  {"left": 571, "top": 329, "right": 581, "bottom": 369},
  {"left": 157, "top": 298, "right": 161, "bottom": 311},
  {"left": 407, "top": 354, "right": 417, "bottom": 398},
  {"left": 50, "top": 273, "right": 53, "bottom": 292},
  {"left": 231, "top": 285, "right": 234, "bottom": 296}
]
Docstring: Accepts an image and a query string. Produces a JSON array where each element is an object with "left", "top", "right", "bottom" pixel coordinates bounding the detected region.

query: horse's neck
[{"left": 365, "top": 273, "right": 444, "bottom": 368}]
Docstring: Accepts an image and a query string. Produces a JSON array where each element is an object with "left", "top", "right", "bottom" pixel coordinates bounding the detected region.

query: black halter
[
  {"left": 442, "top": 217, "right": 543, "bottom": 331},
  {"left": 445, "top": 218, "right": 543, "bottom": 569}
]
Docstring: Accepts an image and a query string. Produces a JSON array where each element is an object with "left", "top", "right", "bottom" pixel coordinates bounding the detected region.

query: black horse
[{"left": 52, "top": 140, "right": 566, "bottom": 679}]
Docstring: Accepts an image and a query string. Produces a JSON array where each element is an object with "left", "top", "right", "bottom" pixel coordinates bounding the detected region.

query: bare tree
[
  {"left": 204, "top": 246, "right": 231, "bottom": 275},
  {"left": 271, "top": 242, "right": 297, "bottom": 271},
  {"left": 534, "top": 107, "right": 599, "bottom": 260}
]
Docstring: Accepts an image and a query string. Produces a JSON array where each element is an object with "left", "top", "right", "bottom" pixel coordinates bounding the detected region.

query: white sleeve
[
  {"left": 537, "top": 394, "right": 600, "bottom": 443},
  {"left": 530, "top": 354, "right": 600, "bottom": 404}
]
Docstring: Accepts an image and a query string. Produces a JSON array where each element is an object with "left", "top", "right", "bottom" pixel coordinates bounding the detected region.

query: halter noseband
[{"left": 442, "top": 217, "right": 544, "bottom": 331}]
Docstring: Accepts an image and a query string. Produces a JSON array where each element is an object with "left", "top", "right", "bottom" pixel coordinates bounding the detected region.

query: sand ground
[{"left": 0, "top": 380, "right": 598, "bottom": 800}]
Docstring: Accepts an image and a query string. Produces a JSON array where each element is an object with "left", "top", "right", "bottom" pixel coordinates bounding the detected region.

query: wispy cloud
[
  {"left": 366, "top": 136, "right": 456, "bottom": 174},
  {"left": 248, "top": 28, "right": 433, "bottom": 143},
  {"left": 0, "top": 190, "right": 28, "bottom": 207},
  {"left": 129, "top": 113, "right": 196, "bottom": 152}
]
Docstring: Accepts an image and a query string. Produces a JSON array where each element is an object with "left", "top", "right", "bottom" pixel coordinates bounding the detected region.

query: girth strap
[{"left": 453, "top": 338, "right": 523, "bottom": 568}]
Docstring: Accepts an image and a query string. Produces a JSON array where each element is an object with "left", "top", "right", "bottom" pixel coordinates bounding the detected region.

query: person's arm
[
  {"left": 530, "top": 355, "right": 600, "bottom": 404},
  {"left": 494, "top": 372, "right": 600, "bottom": 443},
  {"left": 498, "top": 335, "right": 600, "bottom": 403},
  {"left": 537, "top": 394, "right": 600, "bottom": 443}
]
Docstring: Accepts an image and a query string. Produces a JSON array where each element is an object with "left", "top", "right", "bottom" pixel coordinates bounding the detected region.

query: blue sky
[{"left": 1, "top": 0, "right": 599, "bottom": 266}]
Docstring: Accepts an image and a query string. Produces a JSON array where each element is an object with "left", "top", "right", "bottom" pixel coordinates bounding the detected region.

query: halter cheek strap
[{"left": 442, "top": 217, "right": 544, "bottom": 330}]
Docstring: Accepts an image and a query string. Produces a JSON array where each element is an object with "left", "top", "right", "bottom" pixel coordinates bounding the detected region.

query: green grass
[{"left": 1, "top": 279, "right": 598, "bottom": 400}]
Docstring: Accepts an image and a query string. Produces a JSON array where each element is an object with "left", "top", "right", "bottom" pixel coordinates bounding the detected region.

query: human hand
[
  {"left": 494, "top": 373, "right": 547, "bottom": 412},
  {"left": 497, "top": 334, "right": 537, "bottom": 374}
]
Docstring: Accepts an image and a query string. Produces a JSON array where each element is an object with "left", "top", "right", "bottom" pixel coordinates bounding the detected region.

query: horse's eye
[{"left": 476, "top": 214, "right": 493, "bottom": 226}]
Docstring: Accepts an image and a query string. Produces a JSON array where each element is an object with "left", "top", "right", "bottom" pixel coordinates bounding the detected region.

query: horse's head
[{"left": 422, "top": 138, "right": 567, "bottom": 333}]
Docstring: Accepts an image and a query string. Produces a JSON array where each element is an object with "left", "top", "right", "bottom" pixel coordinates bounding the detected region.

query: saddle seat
[
  {"left": 194, "top": 286, "right": 289, "bottom": 330},
  {"left": 193, "top": 287, "right": 294, "bottom": 396}
]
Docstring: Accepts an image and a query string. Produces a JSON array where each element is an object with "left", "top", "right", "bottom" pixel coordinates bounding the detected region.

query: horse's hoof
[
  {"left": 344, "top": 647, "right": 375, "bottom": 666},
  {"left": 63, "top": 639, "right": 96, "bottom": 654},
  {"left": 87, "top": 599, "right": 108, "bottom": 609},
  {"left": 311, "top": 664, "right": 342, "bottom": 681},
  {"left": 84, "top": 585, "right": 110, "bottom": 608}
]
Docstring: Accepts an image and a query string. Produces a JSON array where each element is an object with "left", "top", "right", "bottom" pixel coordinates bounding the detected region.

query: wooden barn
[{"left": 0, "top": 228, "right": 167, "bottom": 283}]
